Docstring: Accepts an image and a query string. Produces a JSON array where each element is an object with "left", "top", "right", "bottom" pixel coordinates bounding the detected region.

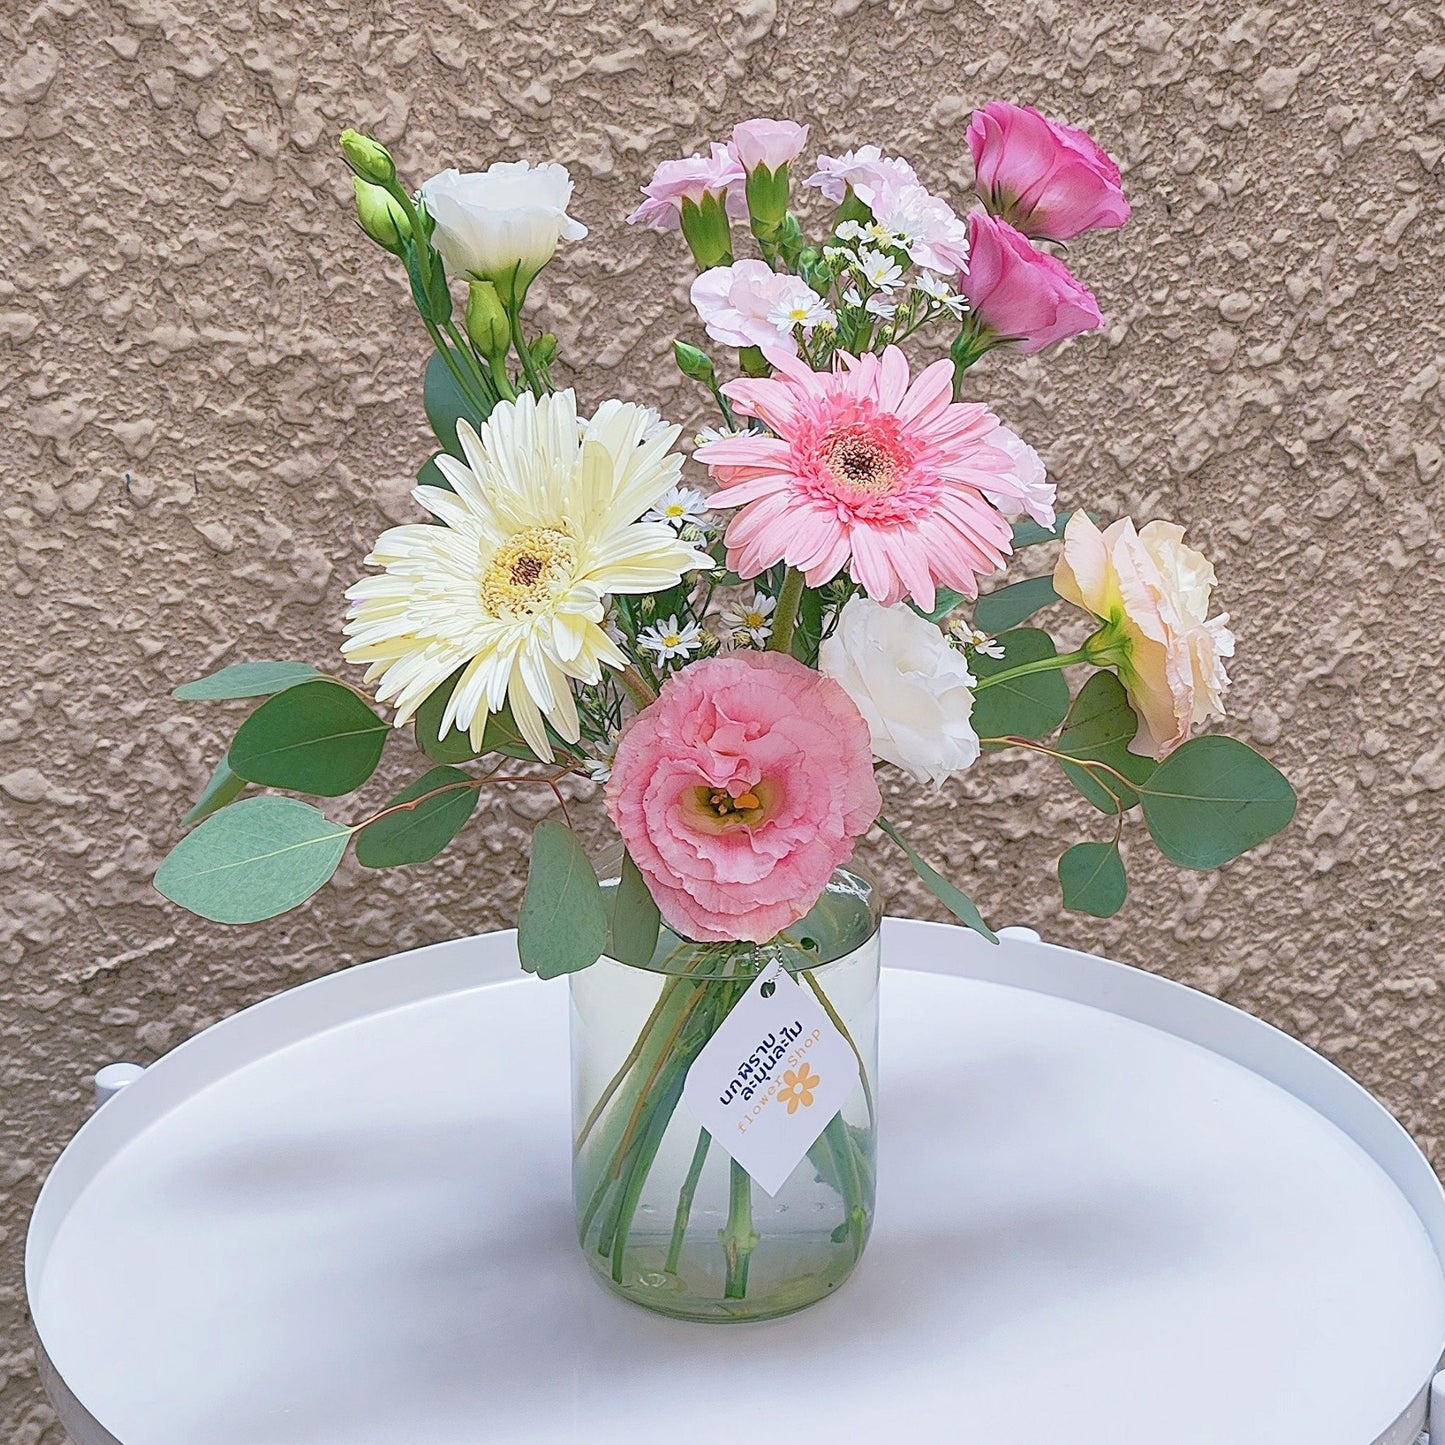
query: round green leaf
[
  {"left": 355, "top": 766, "right": 478, "bottom": 868},
  {"left": 971, "top": 628, "right": 1071, "bottom": 740},
  {"left": 230, "top": 679, "right": 389, "bottom": 796},
  {"left": 605, "top": 851, "right": 661, "bottom": 966},
  {"left": 424, "top": 350, "right": 489, "bottom": 459},
  {"left": 1058, "top": 841, "right": 1128, "bottom": 918},
  {"left": 1011, "top": 512, "right": 1071, "bottom": 549},
  {"left": 518, "top": 818, "right": 607, "bottom": 979},
  {"left": 155, "top": 796, "right": 349, "bottom": 923},
  {"left": 974, "top": 575, "right": 1060, "bottom": 634},
  {"left": 173, "top": 660, "right": 319, "bottom": 701},
  {"left": 1056, "top": 671, "right": 1157, "bottom": 814},
  {"left": 877, "top": 816, "right": 998, "bottom": 944},
  {"left": 1140, "top": 736, "right": 1297, "bottom": 870},
  {"left": 182, "top": 754, "right": 247, "bottom": 827}
]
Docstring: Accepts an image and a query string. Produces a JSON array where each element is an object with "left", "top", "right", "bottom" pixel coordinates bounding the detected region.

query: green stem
[
  {"left": 618, "top": 664, "right": 659, "bottom": 711},
  {"left": 802, "top": 969, "right": 875, "bottom": 1130},
  {"left": 665, "top": 1128, "right": 712, "bottom": 1275},
  {"left": 722, "top": 1158, "right": 759, "bottom": 1299},
  {"left": 609, "top": 1058, "right": 691, "bottom": 1283},
  {"left": 442, "top": 318, "right": 499, "bottom": 408},
  {"left": 767, "top": 567, "right": 807, "bottom": 655},
  {"left": 973, "top": 646, "right": 1090, "bottom": 691},
  {"left": 821, "top": 1113, "right": 869, "bottom": 1260},
  {"left": 509, "top": 306, "right": 548, "bottom": 395}
]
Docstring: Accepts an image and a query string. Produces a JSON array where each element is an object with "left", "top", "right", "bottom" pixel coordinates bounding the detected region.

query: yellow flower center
[
  {"left": 689, "top": 782, "right": 774, "bottom": 832},
  {"left": 823, "top": 425, "right": 901, "bottom": 497},
  {"left": 481, "top": 527, "right": 575, "bottom": 617}
]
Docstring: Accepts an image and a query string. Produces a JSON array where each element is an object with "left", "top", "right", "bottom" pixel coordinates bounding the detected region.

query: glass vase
[{"left": 569, "top": 864, "right": 880, "bottom": 1322}]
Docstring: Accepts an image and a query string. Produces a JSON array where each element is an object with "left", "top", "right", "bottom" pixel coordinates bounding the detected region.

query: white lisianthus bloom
[
  {"left": 819, "top": 596, "right": 981, "bottom": 788},
  {"left": 343, "top": 391, "right": 708, "bottom": 762},
  {"left": 420, "top": 161, "right": 587, "bottom": 299}
]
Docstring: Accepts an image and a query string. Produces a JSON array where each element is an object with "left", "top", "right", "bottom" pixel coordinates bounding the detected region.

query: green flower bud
[
  {"left": 673, "top": 341, "right": 716, "bottom": 386},
  {"left": 531, "top": 332, "right": 559, "bottom": 367},
  {"left": 340, "top": 129, "right": 397, "bottom": 188},
  {"left": 352, "top": 178, "right": 409, "bottom": 254},
  {"left": 465, "top": 280, "right": 511, "bottom": 360}
]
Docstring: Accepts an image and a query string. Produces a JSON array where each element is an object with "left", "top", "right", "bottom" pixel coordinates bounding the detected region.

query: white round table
[{"left": 26, "top": 920, "right": 1445, "bottom": 1445}]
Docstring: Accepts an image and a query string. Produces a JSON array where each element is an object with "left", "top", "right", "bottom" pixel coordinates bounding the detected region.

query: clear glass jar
[{"left": 569, "top": 864, "right": 881, "bottom": 1322}]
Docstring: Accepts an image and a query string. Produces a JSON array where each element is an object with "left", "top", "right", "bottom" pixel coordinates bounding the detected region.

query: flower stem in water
[
  {"left": 665, "top": 1128, "right": 712, "bottom": 1275},
  {"left": 722, "top": 1157, "right": 759, "bottom": 1299}
]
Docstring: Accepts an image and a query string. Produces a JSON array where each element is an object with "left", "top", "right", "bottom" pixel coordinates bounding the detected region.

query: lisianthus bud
[
  {"left": 465, "top": 280, "right": 510, "bottom": 359},
  {"left": 673, "top": 340, "right": 717, "bottom": 386},
  {"left": 352, "top": 178, "right": 409, "bottom": 254},
  {"left": 531, "top": 332, "right": 558, "bottom": 367},
  {"left": 340, "top": 129, "right": 397, "bottom": 188}
]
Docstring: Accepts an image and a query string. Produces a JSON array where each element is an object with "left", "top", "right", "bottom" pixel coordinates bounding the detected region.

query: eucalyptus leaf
[
  {"left": 424, "top": 349, "right": 488, "bottom": 459},
  {"left": 355, "top": 766, "right": 478, "bottom": 868},
  {"left": 877, "top": 816, "right": 998, "bottom": 944},
  {"left": 418, "top": 453, "right": 453, "bottom": 493},
  {"left": 1056, "top": 672, "right": 1156, "bottom": 814},
  {"left": 970, "top": 629, "right": 1071, "bottom": 741},
  {"left": 182, "top": 754, "right": 247, "bottom": 827},
  {"left": 1011, "top": 511, "right": 1071, "bottom": 548},
  {"left": 173, "top": 661, "right": 319, "bottom": 702},
  {"left": 911, "top": 586, "right": 967, "bottom": 624},
  {"left": 1058, "top": 841, "right": 1128, "bottom": 918},
  {"left": 606, "top": 851, "right": 662, "bottom": 966},
  {"left": 518, "top": 818, "right": 608, "bottom": 979},
  {"left": 974, "top": 575, "right": 1060, "bottom": 633},
  {"left": 155, "top": 796, "right": 349, "bottom": 924},
  {"left": 230, "top": 679, "right": 389, "bottom": 797},
  {"left": 1140, "top": 736, "right": 1297, "bottom": 870}
]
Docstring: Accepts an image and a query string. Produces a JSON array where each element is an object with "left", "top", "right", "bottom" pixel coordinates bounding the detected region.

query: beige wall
[{"left": 4, "top": 0, "right": 1444, "bottom": 1432}]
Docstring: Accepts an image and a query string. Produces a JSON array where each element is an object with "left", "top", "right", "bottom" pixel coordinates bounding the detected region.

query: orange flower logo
[{"left": 777, "top": 1063, "right": 821, "bottom": 1114}]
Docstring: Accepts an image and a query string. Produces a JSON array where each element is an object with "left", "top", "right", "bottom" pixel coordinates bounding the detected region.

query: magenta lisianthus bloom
[
  {"left": 626, "top": 143, "right": 747, "bottom": 230},
  {"left": 696, "top": 345, "right": 1044, "bottom": 611},
  {"left": 606, "top": 652, "right": 881, "bottom": 944},
  {"left": 804, "top": 145, "right": 919, "bottom": 208},
  {"left": 958, "top": 210, "right": 1105, "bottom": 354},
  {"left": 967, "top": 101, "right": 1130, "bottom": 241},
  {"left": 730, "top": 118, "right": 810, "bottom": 173},
  {"left": 690, "top": 259, "right": 831, "bottom": 353}
]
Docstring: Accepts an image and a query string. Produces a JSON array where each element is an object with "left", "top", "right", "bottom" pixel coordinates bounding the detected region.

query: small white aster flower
[
  {"left": 768, "top": 291, "right": 835, "bottom": 334},
  {"left": 639, "top": 614, "right": 703, "bottom": 663},
  {"left": 835, "top": 219, "right": 868, "bottom": 243},
  {"left": 841, "top": 286, "right": 864, "bottom": 308},
  {"left": 865, "top": 293, "right": 898, "bottom": 319},
  {"left": 582, "top": 729, "right": 619, "bottom": 783},
  {"left": 637, "top": 406, "right": 673, "bottom": 442},
  {"left": 916, "top": 270, "right": 967, "bottom": 317},
  {"left": 694, "top": 424, "right": 747, "bottom": 449},
  {"left": 646, "top": 485, "right": 710, "bottom": 531},
  {"left": 949, "top": 619, "right": 1005, "bottom": 659},
  {"left": 857, "top": 247, "right": 904, "bottom": 292},
  {"left": 720, "top": 591, "right": 776, "bottom": 647}
]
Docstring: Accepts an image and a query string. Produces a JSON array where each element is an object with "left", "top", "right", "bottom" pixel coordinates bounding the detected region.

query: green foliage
[
  {"left": 912, "top": 586, "right": 967, "bottom": 624},
  {"left": 182, "top": 755, "right": 247, "bottom": 827},
  {"left": 173, "top": 661, "right": 319, "bottom": 702},
  {"left": 877, "top": 817, "right": 998, "bottom": 944},
  {"left": 606, "top": 851, "right": 662, "bottom": 966},
  {"left": 1058, "top": 841, "right": 1128, "bottom": 917},
  {"left": 155, "top": 796, "right": 349, "bottom": 924},
  {"left": 423, "top": 349, "right": 488, "bottom": 458},
  {"left": 974, "top": 575, "right": 1060, "bottom": 633},
  {"left": 1140, "top": 736, "right": 1297, "bottom": 870},
  {"left": 971, "top": 629, "right": 1071, "bottom": 740},
  {"left": 414, "top": 669, "right": 552, "bottom": 764},
  {"left": 229, "top": 679, "right": 389, "bottom": 797},
  {"left": 355, "top": 766, "right": 478, "bottom": 867},
  {"left": 1011, "top": 512, "right": 1071, "bottom": 548},
  {"left": 417, "top": 453, "right": 452, "bottom": 494},
  {"left": 1055, "top": 672, "right": 1157, "bottom": 813},
  {"left": 518, "top": 819, "right": 608, "bottom": 978}
]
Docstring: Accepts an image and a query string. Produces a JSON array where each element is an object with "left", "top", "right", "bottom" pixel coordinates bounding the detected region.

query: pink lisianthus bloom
[
  {"left": 696, "top": 345, "right": 1044, "bottom": 611},
  {"left": 606, "top": 652, "right": 881, "bottom": 944},
  {"left": 1054, "top": 512, "right": 1235, "bottom": 760},
  {"left": 730, "top": 118, "right": 810, "bottom": 173},
  {"left": 958, "top": 210, "right": 1105, "bottom": 353},
  {"left": 804, "top": 145, "right": 919, "bottom": 208},
  {"left": 627, "top": 143, "right": 747, "bottom": 230},
  {"left": 690, "top": 259, "right": 829, "bottom": 353},
  {"left": 967, "top": 101, "right": 1130, "bottom": 241}
]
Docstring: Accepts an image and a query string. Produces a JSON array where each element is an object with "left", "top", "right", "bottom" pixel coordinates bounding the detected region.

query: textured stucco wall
[{"left": 3, "top": 0, "right": 1444, "bottom": 1433}]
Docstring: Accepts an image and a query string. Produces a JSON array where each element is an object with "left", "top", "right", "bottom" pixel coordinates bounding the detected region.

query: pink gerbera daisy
[{"left": 695, "top": 346, "right": 1049, "bottom": 610}]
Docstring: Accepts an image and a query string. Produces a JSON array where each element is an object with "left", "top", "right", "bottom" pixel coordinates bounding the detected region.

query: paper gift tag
[{"left": 682, "top": 959, "right": 861, "bottom": 1196}]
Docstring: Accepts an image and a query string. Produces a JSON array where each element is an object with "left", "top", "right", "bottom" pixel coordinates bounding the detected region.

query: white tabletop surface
[{"left": 26, "top": 920, "right": 1445, "bottom": 1445}]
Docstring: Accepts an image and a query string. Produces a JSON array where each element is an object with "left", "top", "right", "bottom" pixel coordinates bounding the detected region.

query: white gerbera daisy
[{"left": 343, "top": 390, "right": 709, "bottom": 761}]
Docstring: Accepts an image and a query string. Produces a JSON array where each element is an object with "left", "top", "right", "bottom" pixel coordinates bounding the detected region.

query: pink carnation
[
  {"left": 967, "top": 101, "right": 1130, "bottom": 241},
  {"left": 606, "top": 652, "right": 881, "bottom": 944},
  {"left": 730, "top": 118, "right": 810, "bottom": 173},
  {"left": 697, "top": 345, "right": 1041, "bottom": 610},
  {"left": 627, "top": 143, "right": 747, "bottom": 230},
  {"left": 958, "top": 210, "right": 1105, "bottom": 354},
  {"left": 872, "top": 183, "right": 971, "bottom": 274},
  {"left": 690, "top": 259, "right": 828, "bottom": 353},
  {"left": 804, "top": 145, "right": 919, "bottom": 208}
]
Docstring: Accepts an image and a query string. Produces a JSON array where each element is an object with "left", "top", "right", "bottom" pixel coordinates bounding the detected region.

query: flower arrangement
[{"left": 156, "top": 104, "right": 1295, "bottom": 1320}]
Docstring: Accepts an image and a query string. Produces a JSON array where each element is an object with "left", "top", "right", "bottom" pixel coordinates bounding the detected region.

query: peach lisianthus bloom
[
  {"left": 696, "top": 345, "right": 1051, "bottom": 610},
  {"left": 1054, "top": 512, "right": 1235, "bottom": 760},
  {"left": 605, "top": 652, "right": 880, "bottom": 944}
]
